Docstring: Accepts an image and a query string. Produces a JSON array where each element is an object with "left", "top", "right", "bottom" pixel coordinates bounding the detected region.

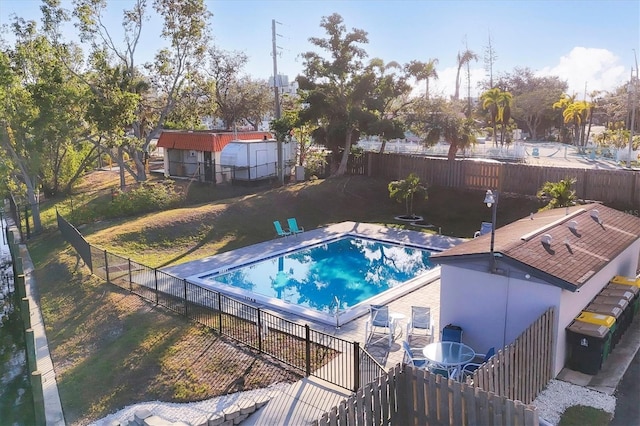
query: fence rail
[
  {"left": 57, "top": 212, "right": 385, "bottom": 392},
  {"left": 313, "top": 364, "right": 539, "bottom": 426},
  {"left": 367, "top": 152, "right": 640, "bottom": 209}
]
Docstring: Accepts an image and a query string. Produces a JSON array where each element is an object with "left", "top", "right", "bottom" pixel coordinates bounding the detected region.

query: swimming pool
[{"left": 189, "top": 235, "right": 441, "bottom": 325}]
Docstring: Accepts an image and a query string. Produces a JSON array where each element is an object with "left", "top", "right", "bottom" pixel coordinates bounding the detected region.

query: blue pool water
[{"left": 201, "top": 236, "right": 435, "bottom": 313}]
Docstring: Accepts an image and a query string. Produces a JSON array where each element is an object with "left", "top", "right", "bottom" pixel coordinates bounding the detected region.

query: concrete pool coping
[
  {"left": 161, "top": 221, "right": 464, "bottom": 279},
  {"left": 161, "top": 222, "right": 465, "bottom": 326}
]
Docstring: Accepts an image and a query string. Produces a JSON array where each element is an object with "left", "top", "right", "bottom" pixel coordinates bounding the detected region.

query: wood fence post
[
  {"left": 21, "top": 297, "right": 31, "bottom": 329},
  {"left": 25, "top": 328, "right": 37, "bottom": 373},
  {"left": 31, "top": 371, "right": 46, "bottom": 426}
]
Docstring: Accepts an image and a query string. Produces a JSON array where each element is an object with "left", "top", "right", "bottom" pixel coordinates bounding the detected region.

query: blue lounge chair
[
  {"left": 441, "top": 324, "right": 463, "bottom": 343},
  {"left": 461, "top": 347, "right": 496, "bottom": 381},
  {"left": 402, "top": 341, "right": 428, "bottom": 368},
  {"left": 273, "top": 220, "right": 291, "bottom": 237},
  {"left": 287, "top": 218, "right": 304, "bottom": 234}
]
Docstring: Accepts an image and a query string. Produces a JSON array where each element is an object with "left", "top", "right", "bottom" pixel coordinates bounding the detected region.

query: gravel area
[
  {"left": 89, "top": 383, "right": 291, "bottom": 426},
  {"left": 532, "top": 379, "right": 616, "bottom": 425}
]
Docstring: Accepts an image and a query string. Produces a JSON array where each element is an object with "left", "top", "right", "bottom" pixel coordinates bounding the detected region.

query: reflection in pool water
[{"left": 203, "top": 237, "right": 434, "bottom": 313}]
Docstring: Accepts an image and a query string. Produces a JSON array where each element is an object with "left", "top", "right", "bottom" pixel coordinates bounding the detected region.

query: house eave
[{"left": 433, "top": 252, "right": 578, "bottom": 292}]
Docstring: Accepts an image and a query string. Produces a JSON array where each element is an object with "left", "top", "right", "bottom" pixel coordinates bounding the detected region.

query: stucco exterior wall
[{"left": 439, "top": 264, "right": 560, "bottom": 357}]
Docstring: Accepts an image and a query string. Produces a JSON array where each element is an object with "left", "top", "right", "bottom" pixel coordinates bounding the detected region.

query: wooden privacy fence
[
  {"left": 313, "top": 364, "right": 539, "bottom": 426},
  {"left": 471, "top": 307, "right": 555, "bottom": 404},
  {"left": 366, "top": 152, "right": 640, "bottom": 209},
  {"left": 56, "top": 212, "right": 386, "bottom": 392}
]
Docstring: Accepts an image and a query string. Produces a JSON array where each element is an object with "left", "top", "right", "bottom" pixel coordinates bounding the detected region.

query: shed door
[{"left": 204, "top": 151, "right": 213, "bottom": 182}]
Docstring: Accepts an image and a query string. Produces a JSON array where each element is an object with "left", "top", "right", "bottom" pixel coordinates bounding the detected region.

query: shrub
[{"left": 107, "top": 181, "right": 184, "bottom": 217}]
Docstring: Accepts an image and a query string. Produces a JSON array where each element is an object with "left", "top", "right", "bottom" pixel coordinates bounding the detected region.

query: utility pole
[
  {"left": 627, "top": 50, "right": 638, "bottom": 168},
  {"left": 272, "top": 19, "right": 284, "bottom": 184}
]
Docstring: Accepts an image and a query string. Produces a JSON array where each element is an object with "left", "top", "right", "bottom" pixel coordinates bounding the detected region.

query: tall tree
[
  {"left": 497, "top": 90, "right": 513, "bottom": 146},
  {"left": 297, "top": 13, "right": 370, "bottom": 176},
  {"left": 483, "top": 32, "right": 498, "bottom": 88},
  {"left": 454, "top": 49, "right": 477, "bottom": 101},
  {"left": 73, "top": 0, "right": 212, "bottom": 183},
  {"left": 552, "top": 93, "right": 577, "bottom": 143},
  {"left": 405, "top": 58, "right": 438, "bottom": 101},
  {"left": 481, "top": 88, "right": 501, "bottom": 146},
  {"left": 409, "top": 97, "right": 477, "bottom": 160}
]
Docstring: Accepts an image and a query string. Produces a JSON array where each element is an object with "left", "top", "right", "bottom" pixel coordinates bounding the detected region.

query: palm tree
[
  {"left": 563, "top": 101, "right": 589, "bottom": 146},
  {"left": 388, "top": 173, "right": 428, "bottom": 219},
  {"left": 481, "top": 88, "right": 501, "bottom": 146},
  {"left": 552, "top": 94, "right": 576, "bottom": 143},
  {"left": 497, "top": 90, "right": 513, "bottom": 146},
  {"left": 406, "top": 59, "right": 439, "bottom": 101},
  {"left": 537, "top": 177, "right": 578, "bottom": 211},
  {"left": 454, "top": 49, "right": 478, "bottom": 101}
]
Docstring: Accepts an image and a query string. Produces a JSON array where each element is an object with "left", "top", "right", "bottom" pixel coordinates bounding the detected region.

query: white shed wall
[{"left": 439, "top": 264, "right": 560, "bottom": 357}]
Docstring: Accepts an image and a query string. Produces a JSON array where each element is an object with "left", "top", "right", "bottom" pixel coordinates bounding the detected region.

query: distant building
[{"left": 269, "top": 74, "right": 299, "bottom": 97}]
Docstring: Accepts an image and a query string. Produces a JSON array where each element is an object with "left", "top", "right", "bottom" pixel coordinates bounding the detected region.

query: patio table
[{"left": 422, "top": 341, "right": 475, "bottom": 380}]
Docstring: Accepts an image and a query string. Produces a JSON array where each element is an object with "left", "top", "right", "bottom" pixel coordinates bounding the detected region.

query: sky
[{"left": 1, "top": 0, "right": 639, "bottom": 100}]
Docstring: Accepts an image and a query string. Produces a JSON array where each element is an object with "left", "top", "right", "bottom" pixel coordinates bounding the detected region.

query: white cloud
[{"left": 537, "top": 47, "right": 628, "bottom": 99}]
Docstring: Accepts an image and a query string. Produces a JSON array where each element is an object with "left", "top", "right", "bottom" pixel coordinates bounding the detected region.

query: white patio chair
[
  {"left": 365, "top": 304, "right": 392, "bottom": 347},
  {"left": 406, "top": 306, "right": 434, "bottom": 343}
]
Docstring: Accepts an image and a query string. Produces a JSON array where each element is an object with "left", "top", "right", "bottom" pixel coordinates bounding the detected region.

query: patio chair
[
  {"left": 402, "top": 341, "right": 428, "bottom": 368},
  {"left": 406, "top": 306, "right": 434, "bottom": 343},
  {"left": 461, "top": 347, "right": 496, "bottom": 381},
  {"left": 441, "top": 324, "right": 463, "bottom": 343},
  {"left": 474, "top": 222, "right": 493, "bottom": 238},
  {"left": 273, "top": 220, "right": 291, "bottom": 237},
  {"left": 427, "top": 362, "right": 450, "bottom": 379},
  {"left": 365, "top": 304, "right": 393, "bottom": 347},
  {"left": 287, "top": 217, "right": 304, "bottom": 234}
]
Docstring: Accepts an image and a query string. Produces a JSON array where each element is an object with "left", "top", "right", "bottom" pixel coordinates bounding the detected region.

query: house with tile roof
[
  {"left": 156, "top": 130, "right": 273, "bottom": 183},
  {"left": 431, "top": 203, "right": 640, "bottom": 376}
]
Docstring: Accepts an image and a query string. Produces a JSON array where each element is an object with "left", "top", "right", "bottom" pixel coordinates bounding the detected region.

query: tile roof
[
  {"left": 157, "top": 131, "right": 273, "bottom": 152},
  {"left": 431, "top": 203, "right": 640, "bottom": 291}
]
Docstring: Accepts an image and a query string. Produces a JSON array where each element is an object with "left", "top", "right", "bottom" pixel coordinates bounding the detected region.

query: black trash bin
[{"left": 566, "top": 319, "right": 611, "bottom": 375}]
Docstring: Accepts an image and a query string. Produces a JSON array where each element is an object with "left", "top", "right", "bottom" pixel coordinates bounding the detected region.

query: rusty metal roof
[
  {"left": 157, "top": 131, "right": 273, "bottom": 152},
  {"left": 431, "top": 204, "right": 640, "bottom": 291}
]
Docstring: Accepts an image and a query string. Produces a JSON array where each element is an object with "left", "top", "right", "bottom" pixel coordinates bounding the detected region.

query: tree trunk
[
  {"left": 117, "top": 147, "right": 127, "bottom": 189},
  {"left": 334, "top": 128, "right": 354, "bottom": 176},
  {"left": 378, "top": 138, "right": 387, "bottom": 155},
  {"left": 447, "top": 142, "right": 458, "bottom": 160},
  {"left": 0, "top": 126, "right": 42, "bottom": 233},
  {"left": 454, "top": 66, "right": 462, "bottom": 100}
]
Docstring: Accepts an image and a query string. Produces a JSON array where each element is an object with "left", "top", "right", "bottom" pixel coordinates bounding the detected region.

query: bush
[{"left": 107, "top": 181, "right": 184, "bottom": 217}]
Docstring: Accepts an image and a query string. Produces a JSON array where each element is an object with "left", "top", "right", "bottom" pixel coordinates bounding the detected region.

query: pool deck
[{"left": 161, "top": 222, "right": 462, "bottom": 425}]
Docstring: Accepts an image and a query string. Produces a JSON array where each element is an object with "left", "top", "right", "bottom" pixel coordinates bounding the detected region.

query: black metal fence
[{"left": 57, "top": 212, "right": 385, "bottom": 392}]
